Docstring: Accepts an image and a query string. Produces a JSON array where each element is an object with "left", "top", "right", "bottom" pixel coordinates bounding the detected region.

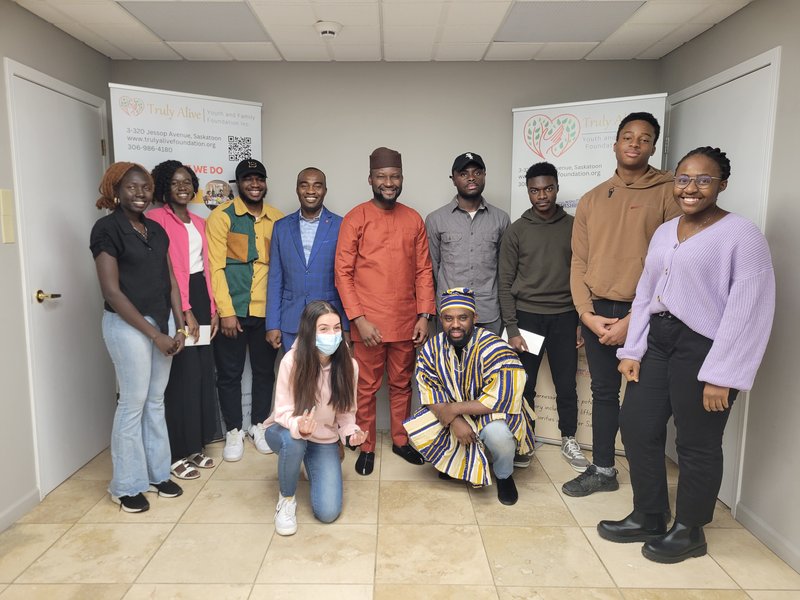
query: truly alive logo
[
  {"left": 119, "top": 96, "right": 144, "bottom": 117},
  {"left": 524, "top": 113, "right": 580, "bottom": 160}
]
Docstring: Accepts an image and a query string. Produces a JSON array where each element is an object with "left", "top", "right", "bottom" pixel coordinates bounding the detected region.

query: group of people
[{"left": 89, "top": 110, "right": 775, "bottom": 564}]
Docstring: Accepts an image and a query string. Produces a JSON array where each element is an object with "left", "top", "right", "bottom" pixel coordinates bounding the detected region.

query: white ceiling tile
[
  {"left": 383, "top": 43, "right": 433, "bottom": 61},
  {"left": 604, "top": 22, "right": 679, "bottom": 45},
  {"left": 48, "top": 19, "right": 132, "bottom": 59},
  {"left": 657, "top": 20, "right": 715, "bottom": 45},
  {"left": 265, "top": 25, "right": 324, "bottom": 45},
  {"left": 92, "top": 21, "right": 164, "bottom": 44},
  {"left": 627, "top": 1, "right": 710, "bottom": 24},
  {"left": 585, "top": 42, "right": 651, "bottom": 60},
  {"left": 167, "top": 42, "right": 233, "bottom": 60},
  {"left": 331, "top": 44, "right": 382, "bottom": 61},
  {"left": 440, "top": 24, "right": 499, "bottom": 43},
  {"left": 250, "top": 3, "right": 317, "bottom": 26},
  {"left": 112, "top": 41, "right": 183, "bottom": 60},
  {"left": 334, "top": 26, "right": 380, "bottom": 44},
  {"left": 696, "top": 0, "right": 752, "bottom": 22},
  {"left": 382, "top": 2, "right": 445, "bottom": 27},
  {"left": 636, "top": 38, "right": 683, "bottom": 59},
  {"left": 484, "top": 42, "right": 543, "bottom": 61},
  {"left": 444, "top": 1, "right": 510, "bottom": 26},
  {"left": 15, "top": 0, "right": 72, "bottom": 24},
  {"left": 434, "top": 43, "right": 488, "bottom": 61},
  {"left": 534, "top": 42, "right": 598, "bottom": 60},
  {"left": 46, "top": 1, "right": 135, "bottom": 24},
  {"left": 221, "top": 41, "right": 282, "bottom": 60},
  {"left": 315, "top": 3, "right": 380, "bottom": 26},
  {"left": 277, "top": 44, "right": 332, "bottom": 60},
  {"left": 383, "top": 26, "right": 438, "bottom": 45}
]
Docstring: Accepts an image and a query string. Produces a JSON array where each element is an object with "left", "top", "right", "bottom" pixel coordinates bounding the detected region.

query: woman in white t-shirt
[{"left": 149, "top": 161, "right": 221, "bottom": 479}]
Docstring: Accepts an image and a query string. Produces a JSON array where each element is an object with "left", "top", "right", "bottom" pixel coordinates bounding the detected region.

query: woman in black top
[{"left": 90, "top": 161, "right": 186, "bottom": 513}]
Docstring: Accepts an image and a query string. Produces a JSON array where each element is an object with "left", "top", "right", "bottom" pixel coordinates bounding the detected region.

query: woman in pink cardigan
[{"left": 149, "top": 160, "right": 221, "bottom": 480}]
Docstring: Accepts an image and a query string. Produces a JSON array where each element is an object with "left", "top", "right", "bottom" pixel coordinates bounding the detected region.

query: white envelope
[
  {"left": 184, "top": 325, "right": 211, "bottom": 347},
  {"left": 503, "top": 327, "right": 545, "bottom": 356}
]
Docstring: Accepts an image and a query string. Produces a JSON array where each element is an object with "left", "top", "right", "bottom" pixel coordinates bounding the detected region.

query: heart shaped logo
[
  {"left": 119, "top": 96, "right": 144, "bottom": 117},
  {"left": 524, "top": 113, "right": 580, "bottom": 159}
]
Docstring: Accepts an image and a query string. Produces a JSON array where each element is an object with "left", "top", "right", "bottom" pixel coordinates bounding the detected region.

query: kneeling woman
[
  {"left": 263, "top": 301, "right": 367, "bottom": 535},
  {"left": 598, "top": 147, "right": 775, "bottom": 563}
]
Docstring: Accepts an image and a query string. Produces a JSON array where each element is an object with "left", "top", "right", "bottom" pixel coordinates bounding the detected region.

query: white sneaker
[
  {"left": 248, "top": 423, "right": 273, "bottom": 454},
  {"left": 223, "top": 428, "right": 245, "bottom": 462},
  {"left": 274, "top": 494, "right": 297, "bottom": 536},
  {"left": 561, "top": 436, "right": 590, "bottom": 473}
]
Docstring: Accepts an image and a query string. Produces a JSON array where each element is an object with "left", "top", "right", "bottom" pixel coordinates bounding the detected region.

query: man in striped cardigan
[{"left": 404, "top": 288, "right": 536, "bottom": 506}]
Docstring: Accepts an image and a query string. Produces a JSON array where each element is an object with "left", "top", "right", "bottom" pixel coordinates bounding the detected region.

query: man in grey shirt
[{"left": 425, "top": 152, "right": 510, "bottom": 335}]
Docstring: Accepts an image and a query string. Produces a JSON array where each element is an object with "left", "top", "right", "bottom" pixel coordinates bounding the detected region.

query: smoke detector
[{"left": 314, "top": 21, "right": 342, "bottom": 39}]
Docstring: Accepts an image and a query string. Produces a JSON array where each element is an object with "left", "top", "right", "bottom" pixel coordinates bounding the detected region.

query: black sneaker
[
  {"left": 148, "top": 479, "right": 183, "bottom": 498},
  {"left": 513, "top": 452, "right": 532, "bottom": 468},
  {"left": 562, "top": 465, "right": 619, "bottom": 497},
  {"left": 496, "top": 475, "right": 519, "bottom": 505},
  {"left": 355, "top": 451, "right": 375, "bottom": 476},
  {"left": 111, "top": 492, "right": 150, "bottom": 513},
  {"left": 392, "top": 444, "right": 425, "bottom": 465}
]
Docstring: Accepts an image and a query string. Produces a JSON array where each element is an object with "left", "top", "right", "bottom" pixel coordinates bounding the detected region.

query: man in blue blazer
[{"left": 266, "top": 167, "right": 348, "bottom": 351}]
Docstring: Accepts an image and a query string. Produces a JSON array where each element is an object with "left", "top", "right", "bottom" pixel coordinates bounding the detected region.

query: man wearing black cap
[
  {"left": 206, "top": 159, "right": 284, "bottom": 462},
  {"left": 425, "top": 152, "right": 510, "bottom": 335}
]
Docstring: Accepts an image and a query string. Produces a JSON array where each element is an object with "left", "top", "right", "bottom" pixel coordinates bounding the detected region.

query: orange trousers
[{"left": 352, "top": 340, "right": 415, "bottom": 452}]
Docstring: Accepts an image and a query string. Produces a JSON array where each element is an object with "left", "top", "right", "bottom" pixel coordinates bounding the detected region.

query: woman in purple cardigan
[
  {"left": 148, "top": 161, "right": 221, "bottom": 480},
  {"left": 597, "top": 147, "right": 775, "bottom": 563}
]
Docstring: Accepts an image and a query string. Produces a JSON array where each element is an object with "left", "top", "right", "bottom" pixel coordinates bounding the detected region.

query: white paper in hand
[
  {"left": 503, "top": 327, "right": 545, "bottom": 356},
  {"left": 184, "top": 325, "right": 211, "bottom": 347}
]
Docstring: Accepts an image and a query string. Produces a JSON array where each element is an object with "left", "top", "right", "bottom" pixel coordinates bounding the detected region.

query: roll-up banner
[
  {"left": 511, "top": 93, "right": 667, "bottom": 452},
  {"left": 109, "top": 83, "right": 262, "bottom": 216}
]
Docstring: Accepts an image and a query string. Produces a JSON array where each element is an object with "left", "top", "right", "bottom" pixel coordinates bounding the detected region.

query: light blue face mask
[{"left": 316, "top": 332, "right": 342, "bottom": 356}]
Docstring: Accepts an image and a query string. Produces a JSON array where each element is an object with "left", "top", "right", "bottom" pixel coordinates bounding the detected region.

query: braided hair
[
  {"left": 96, "top": 162, "right": 152, "bottom": 210},
  {"left": 677, "top": 147, "right": 731, "bottom": 181},
  {"left": 151, "top": 160, "right": 200, "bottom": 206}
]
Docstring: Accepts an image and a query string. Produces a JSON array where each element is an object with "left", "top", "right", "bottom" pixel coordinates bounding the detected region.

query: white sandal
[
  {"left": 187, "top": 452, "right": 215, "bottom": 469},
  {"left": 170, "top": 459, "right": 200, "bottom": 480}
]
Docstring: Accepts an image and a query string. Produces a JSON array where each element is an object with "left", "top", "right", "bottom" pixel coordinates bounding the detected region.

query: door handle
[{"left": 35, "top": 290, "right": 62, "bottom": 303}]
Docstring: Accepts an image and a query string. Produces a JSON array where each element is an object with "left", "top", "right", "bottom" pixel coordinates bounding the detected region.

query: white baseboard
[
  {"left": 0, "top": 487, "right": 41, "bottom": 532},
  {"left": 736, "top": 501, "right": 800, "bottom": 573}
]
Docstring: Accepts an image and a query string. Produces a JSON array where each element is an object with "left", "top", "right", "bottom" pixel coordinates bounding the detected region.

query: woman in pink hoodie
[{"left": 149, "top": 161, "right": 220, "bottom": 480}]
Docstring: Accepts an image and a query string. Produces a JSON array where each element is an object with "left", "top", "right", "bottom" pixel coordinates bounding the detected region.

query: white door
[
  {"left": 6, "top": 61, "right": 115, "bottom": 495},
  {"left": 666, "top": 50, "right": 778, "bottom": 510}
]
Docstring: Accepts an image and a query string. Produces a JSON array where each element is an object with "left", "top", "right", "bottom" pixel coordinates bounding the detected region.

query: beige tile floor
[{"left": 2, "top": 433, "right": 799, "bottom": 599}]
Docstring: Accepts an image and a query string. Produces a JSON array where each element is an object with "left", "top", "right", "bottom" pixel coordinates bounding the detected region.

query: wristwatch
[{"left": 418, "top": 313, "right": 433, "bottom": 320}]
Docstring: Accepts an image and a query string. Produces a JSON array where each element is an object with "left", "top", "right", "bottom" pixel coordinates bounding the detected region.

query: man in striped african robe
[{"left": 404, "top": 288, "right": 535, "bottom": 505}]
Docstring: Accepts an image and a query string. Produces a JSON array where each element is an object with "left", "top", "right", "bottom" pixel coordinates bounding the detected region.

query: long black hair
[{"left": 151, "top": 160, "right": 199, "bottom": 206}]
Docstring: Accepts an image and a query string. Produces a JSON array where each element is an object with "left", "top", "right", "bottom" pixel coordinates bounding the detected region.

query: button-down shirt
[
  {"left": 425, "top": 197, "right": 510, "bottom": 323},
  {"left": 299, "top": 213, "right": 321, "bottom": 263},
  {"left": 206, "top": 196, "right": 284, "bottom": 318}
]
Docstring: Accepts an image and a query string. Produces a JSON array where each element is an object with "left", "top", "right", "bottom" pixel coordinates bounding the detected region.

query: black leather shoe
[
  {"left": 642, "top": 521, "right": 707, "bottom": 564},
  {"left": 355, "top": 451, "right": 375, "bottom": 476},
  {"left": 597, "top": 510, "right": 669, "bottom": 543},
  {"left": 496, "top": 475, "right": 518, "bottom": 505},
  {"left": 392, "top": 444, "right": 425, "bottom": 465}
]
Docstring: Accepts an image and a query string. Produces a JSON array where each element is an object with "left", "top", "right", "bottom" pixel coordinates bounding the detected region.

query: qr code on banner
[{"left": 228, "top": 136, "right": 252, "bottom": 161}]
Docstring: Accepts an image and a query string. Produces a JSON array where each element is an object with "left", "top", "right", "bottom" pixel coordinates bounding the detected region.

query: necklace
[
  {"left": 679, "top": 206, "right": 718, "bottom": 242},
  {"left": 132, "top": 221, "right": 148, "bottom": 239}
]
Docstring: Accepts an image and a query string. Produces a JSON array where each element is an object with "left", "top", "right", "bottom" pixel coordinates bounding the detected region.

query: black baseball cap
[
  {"left": 451, "top": 152, "right": 486, "bottom": 173},
  {"left": 235, "top": 159, "right": 267, "bottom": 180}
]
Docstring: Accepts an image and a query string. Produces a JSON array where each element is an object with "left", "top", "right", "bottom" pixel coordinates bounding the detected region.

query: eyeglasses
[{"left": 674, "top": 175, "right": 722, "bottom": 189}]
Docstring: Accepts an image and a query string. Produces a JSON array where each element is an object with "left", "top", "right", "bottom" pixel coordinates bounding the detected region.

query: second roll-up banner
[{"left": 510, "top": 93, "right": 667, "bottom": 452}]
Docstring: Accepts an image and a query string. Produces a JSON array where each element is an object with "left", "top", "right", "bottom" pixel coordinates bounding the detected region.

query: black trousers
[
  {"left": 620, "top": 314, "right": 738, "bottom": 527},
  {"left": 213, "top": 315, "right": 277, "bottom": 432},
  {"left": 517, "top": 310, "right": 579, "bottom": 438},
  {"left": 164, "top": 272, "right": 221, "bottom": 461},
  {"left": 581, "top": 298, "right": 631, "bottom": 467}
]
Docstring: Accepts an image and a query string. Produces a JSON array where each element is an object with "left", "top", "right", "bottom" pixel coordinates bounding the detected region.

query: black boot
[
  {"left": 597, "top": 510, "right": 669, "bottom": 543},
  {"left": 496, "top": 475, "right": 518, "bottom": 505},
  {"left": 642, "top": 521, "right": 707, "bottom": 564}
]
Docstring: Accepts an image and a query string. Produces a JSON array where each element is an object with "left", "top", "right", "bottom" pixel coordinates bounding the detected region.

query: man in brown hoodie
[{"left": 564, "top": 112, "right": 682, "bottom": 498}]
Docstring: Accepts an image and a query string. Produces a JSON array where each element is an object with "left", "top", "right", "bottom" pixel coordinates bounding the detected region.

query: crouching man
[{"left": 404, "top": 288, "right": 535, "bottom": 505}]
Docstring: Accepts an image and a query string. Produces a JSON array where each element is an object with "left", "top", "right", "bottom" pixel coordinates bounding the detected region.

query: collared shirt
[
  {"left": 206, "top": 196, "right": 284, "bottom": 318},
  {"left": 425, "top": 197, "right": 510, "bottom": 322},
  {"left": 89, "top": 208, "right": 171, "bottom": 333},
  {"left": 299, "top": 213, "right": 321, "bottom": 263}
]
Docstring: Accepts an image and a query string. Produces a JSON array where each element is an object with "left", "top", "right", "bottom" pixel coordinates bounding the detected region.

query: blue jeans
[
  {"left": 102, "top": 311, "right": 173, "bottom": 497},
  {"left": 265, "top": 424, "right": 343, "bottom": 523},
  {"left": 480, "top": 420, "right": 516, "bottom": 480}
]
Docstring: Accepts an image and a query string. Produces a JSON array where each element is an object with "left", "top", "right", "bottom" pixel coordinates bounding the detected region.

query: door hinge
[{"left": 100, "top": 139, "right": 107, "bottom": 156}]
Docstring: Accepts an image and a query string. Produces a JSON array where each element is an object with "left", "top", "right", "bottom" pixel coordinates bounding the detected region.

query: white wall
[
  {"left": 0, "top": 0, "right": 110, "bottom": 528},
  {"left": 660, "top": 0, "right": 800, "bottom": 572},
  {"left": 109, "top": 60, "right": 660, "bottom": 220}
]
